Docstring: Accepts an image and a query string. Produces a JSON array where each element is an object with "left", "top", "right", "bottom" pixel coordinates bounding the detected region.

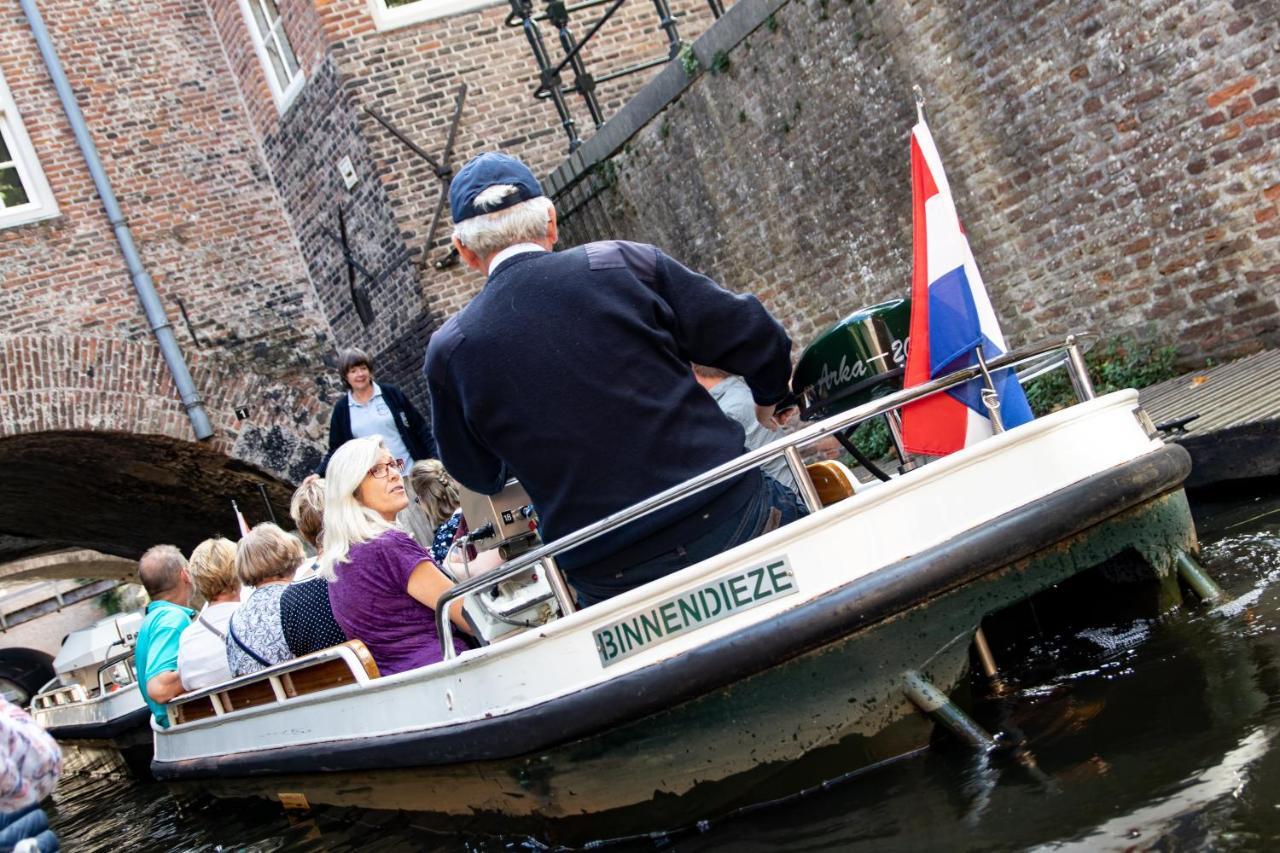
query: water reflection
[{"left": 44, "top": 488, "right": 1280, "bottom": 851}]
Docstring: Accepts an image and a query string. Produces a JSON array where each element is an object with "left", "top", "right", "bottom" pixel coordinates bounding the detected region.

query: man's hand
[{"left": 755, "top": 403, "right": 798, "bottom": 431}]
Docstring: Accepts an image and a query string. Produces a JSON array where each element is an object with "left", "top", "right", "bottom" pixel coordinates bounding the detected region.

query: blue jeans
[
  {"left": 572, "top": 475, "right": 808, "bottom": 608},
  {"left": 0, "top": 804, "right": 59, "bottom": 852}
]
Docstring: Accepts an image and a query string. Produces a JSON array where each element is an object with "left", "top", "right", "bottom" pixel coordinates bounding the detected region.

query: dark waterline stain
[{"left": 44, "top": 487, "right": 1280, "bottom": 852}]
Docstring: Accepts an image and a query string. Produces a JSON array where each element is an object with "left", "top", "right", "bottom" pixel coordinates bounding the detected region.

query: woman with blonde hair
[
  {"left": 408, "top": 460, "right": 464, "bottom": 565},
  {"left": 321, "top": 437, "right": 469, "bottom": 674},
  {"left": 289, "top": 476, "right": 326, "bottom": 580},
  {"left": 177, "top": 537, "right": 240, "bottom": 690}
]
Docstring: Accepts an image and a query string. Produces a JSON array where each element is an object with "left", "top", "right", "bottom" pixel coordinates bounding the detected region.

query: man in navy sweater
[{"left": 425, "top": 153, "right": 805, "bottom": 607}]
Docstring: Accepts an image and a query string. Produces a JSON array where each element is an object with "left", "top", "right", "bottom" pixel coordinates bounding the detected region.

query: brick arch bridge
[{"left": 0, "top": 333, "right": 331, "bottom": 563}]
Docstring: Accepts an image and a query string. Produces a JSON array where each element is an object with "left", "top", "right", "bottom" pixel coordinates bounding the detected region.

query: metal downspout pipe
[{"left": 20, "top": 0, "right": 214, "bottom": 440}]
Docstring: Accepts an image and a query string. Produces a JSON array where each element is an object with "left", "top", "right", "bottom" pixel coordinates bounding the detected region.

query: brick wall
[
  {"left": 558, "top": 0, "right": 1279, "bottom": 365},
  {"left": 325, "top": 0, "right": 727, "bottom": 326},
  {"left": 0, "top": 0, "right": 739, "bottom": 559},
  {"left": 201, "top": 0, "right": 730, "bottom": 417},
  {"left": 0, "top": 0, "right": 337, "bottom": 463},
  {"left": 0, "top": 0, "right": 342, "bottom": 560}
]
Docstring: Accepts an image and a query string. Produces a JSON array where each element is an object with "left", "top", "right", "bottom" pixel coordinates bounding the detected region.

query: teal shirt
[{"left": 134, "top": 599, "right": 195, "bottom": 727}]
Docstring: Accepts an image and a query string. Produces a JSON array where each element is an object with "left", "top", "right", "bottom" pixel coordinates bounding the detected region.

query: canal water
[{"left": 42, "top": 486, "right": 1280, "bottom": 851}]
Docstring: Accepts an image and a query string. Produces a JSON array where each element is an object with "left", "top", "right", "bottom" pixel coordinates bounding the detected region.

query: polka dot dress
[
  {"left": 432, "top": 509, "right": 463, "bottom": 565},
  {"left": 280, "top": 577, "right": 348, "bottom": 657}
]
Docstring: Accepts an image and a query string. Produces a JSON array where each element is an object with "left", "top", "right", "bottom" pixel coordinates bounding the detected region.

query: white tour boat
[
  {"left": 30, "top": 610, "right": 153, "bottom": 775},
  {"left": 150, "top": 333, "right": 1214, "bottom": 838}
]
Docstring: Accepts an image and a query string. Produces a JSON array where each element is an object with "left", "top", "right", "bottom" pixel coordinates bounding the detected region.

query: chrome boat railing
[{"left": 435, "top": 334, "right": 1098, "bottom": 657}]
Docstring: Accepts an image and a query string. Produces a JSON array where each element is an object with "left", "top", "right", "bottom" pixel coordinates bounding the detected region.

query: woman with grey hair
[
  {"left": 226, "top": 524, "right": 302, "bottom": 677},
  {"left": 320, "top": 437, "right": 469, "bottom": 674},
  {"left": 317, "top": 347, "right": 437, "bottom": 476}
]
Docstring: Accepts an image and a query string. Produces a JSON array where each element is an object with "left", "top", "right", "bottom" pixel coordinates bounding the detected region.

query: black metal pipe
[
  {"left": 513, "top": 0, "right": 580, "bottom": 150},
  {"left": 834, "top": 430, "right": 893, "bottom": 483},
  {"left": 649, "top": 0, "right": 681, "bottom": 55},
  {"left": 549, "top": 2, "right": 604, "bottom": 126},
  {"left": 504, "top": 0, "right": 619, "bottom": 27}
]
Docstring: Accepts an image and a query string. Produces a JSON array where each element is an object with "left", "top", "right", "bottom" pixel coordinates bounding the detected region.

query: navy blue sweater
[{"left": 425, "top": 242, "right": 792, "bottom": 572}]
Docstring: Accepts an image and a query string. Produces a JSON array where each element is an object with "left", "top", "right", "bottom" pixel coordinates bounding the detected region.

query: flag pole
[
  {"left": 973, "top": 348, "right": 1006, "bottom": 433},
  {"left": 914, "top": 82, "right": 1006, "bottom": 435},
  {"left": 256, "top": 483, "right": 279, "bottom": 526},
  {"left": 231, "top": 500, "right": 251, "bottom": 538}
]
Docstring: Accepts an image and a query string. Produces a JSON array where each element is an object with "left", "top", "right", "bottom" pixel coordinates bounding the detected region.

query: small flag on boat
[
  {"left": 901, "top": 102, "right": 1033, "bottom": 456},
  {"left": 232, "top": 500, "right": 251, "bottom": 538}
]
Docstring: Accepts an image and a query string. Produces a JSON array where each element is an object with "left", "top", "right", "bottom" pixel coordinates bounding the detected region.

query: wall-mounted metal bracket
[
  {"left": 317, "top": 206, "right": 412, "bottom": 326},
  {"left": 363, "top": 82, "right": 468, "bottom": 270}
]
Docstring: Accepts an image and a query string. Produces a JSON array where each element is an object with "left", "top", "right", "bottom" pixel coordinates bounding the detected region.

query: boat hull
[
  {"left": 161, "top": 440, "right": 1194, "bottom": 834},
  {"left": 33, "top": 683, "right": 154, "bottom": 777}
]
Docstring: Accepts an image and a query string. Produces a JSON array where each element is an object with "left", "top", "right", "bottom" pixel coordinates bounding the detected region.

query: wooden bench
[
  {"left": 806, "top": 460, "right": 860, "bottom": 507},
  {"left": 168, "top": 640, "right": 379, "bottom": 727}
]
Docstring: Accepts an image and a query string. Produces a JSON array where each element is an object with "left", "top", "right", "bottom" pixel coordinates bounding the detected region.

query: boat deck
[{"left": 1139, "top": 348, "right": 1280, "bottom": 487}]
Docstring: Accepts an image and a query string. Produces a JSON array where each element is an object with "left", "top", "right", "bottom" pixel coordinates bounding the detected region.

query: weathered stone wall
[{"left": 559, "top": 0, "right": 1279, "bottom": 364}]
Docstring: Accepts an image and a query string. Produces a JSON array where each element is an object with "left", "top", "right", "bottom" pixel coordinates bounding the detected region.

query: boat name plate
[{"left": 593, "top": 557, "right": 797, "bottom": 667}]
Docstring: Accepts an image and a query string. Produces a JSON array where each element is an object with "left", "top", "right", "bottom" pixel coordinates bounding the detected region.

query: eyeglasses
[{"left": 367, "top": 458, "right": 405, "bottom": 479}]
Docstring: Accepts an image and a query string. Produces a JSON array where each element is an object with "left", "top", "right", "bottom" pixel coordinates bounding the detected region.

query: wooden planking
[
  {"left": 221, "top": 679, "right": 278, "bottom": 712},
  {"left": 1140, "top": 349, "right": 1280, "bottom": 432},
  {"left": 168, "top": 641, "right": 380, "bottom": 726},
  {"left": 172, "top": 696, "right": 217, "bottom": 725}
]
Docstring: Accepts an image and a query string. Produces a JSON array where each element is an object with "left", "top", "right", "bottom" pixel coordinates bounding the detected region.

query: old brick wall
[
  {"left": 324, "top": 0, "right": 728, "bottom": 326},
  {"left": 0, "top": 0, "right": 341, "bottom": 558},
  {"left": 560, "top": 0, "right": 1279, "bottom": 365},
  {"left": 0, "top": 0, "right": 338, "bottom": 463},
  {"left": 201, "top": 0, "right": 731, "bottom": 415}
]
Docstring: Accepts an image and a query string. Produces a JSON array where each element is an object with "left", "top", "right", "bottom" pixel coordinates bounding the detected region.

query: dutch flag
[{"left": 901, "top": 112, "right": 1033, "bottom": 456}]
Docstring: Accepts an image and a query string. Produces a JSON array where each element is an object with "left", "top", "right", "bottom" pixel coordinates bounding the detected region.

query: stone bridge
[{"left": 0, "top": 333, "right": 330, "bottom": 565}]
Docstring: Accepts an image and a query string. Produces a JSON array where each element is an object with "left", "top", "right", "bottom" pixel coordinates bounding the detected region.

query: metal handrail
[
  {"left": 167, "top": 643, "right": 374, "bottom": 711},
  {"left": 96, "top": 649, "right": 138, "bottom": 695},
  {"left": 435, "top": 334, "right": 1096, "bottom": 657},
  {"left": 37, "top": 683, "right": 87, "bottom": 707}
]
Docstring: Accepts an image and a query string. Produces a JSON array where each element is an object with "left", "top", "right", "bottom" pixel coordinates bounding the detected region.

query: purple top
[{"left": 328, "top": 529, "right": 468, "bottom": 675}]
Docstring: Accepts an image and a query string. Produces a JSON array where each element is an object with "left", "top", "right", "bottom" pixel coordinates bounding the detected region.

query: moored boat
[
  {"left": 149, "top": 334, "right": 1215, "bottom": 838},
  {"left": 30, "top": 611, "right": 153, "bottom": 776}
]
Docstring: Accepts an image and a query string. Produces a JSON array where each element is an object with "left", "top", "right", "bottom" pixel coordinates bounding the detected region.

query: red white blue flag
[
  {"left": 232, "top": 500, "right": 251, "bottom": 538},
  {"left": 901, "top": 113, "right": 1032, "bottom": 456}
]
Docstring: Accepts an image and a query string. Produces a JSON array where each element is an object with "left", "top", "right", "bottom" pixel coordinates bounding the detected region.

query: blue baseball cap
[{"left": 449, "top": 153, "right": 544, "bottom": 223}]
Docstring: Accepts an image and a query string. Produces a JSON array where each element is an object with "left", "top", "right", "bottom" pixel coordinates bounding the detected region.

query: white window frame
[
  {"left": 0, "top": 67, "right": 58, "bottom": 229},
  {"left": 237, "top": 0, "right": 305, "bottom": 114},
  {"left": 368, "top": 0, "right": 503, "bottom": 33}
]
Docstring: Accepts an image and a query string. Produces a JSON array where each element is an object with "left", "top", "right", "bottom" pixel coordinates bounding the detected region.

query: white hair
[
  {"left": 317, "top": 436, "right": 397, "bottom": 582},
  {"left": 452, "top": 186, "right": 555, "bottom": 259}
]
